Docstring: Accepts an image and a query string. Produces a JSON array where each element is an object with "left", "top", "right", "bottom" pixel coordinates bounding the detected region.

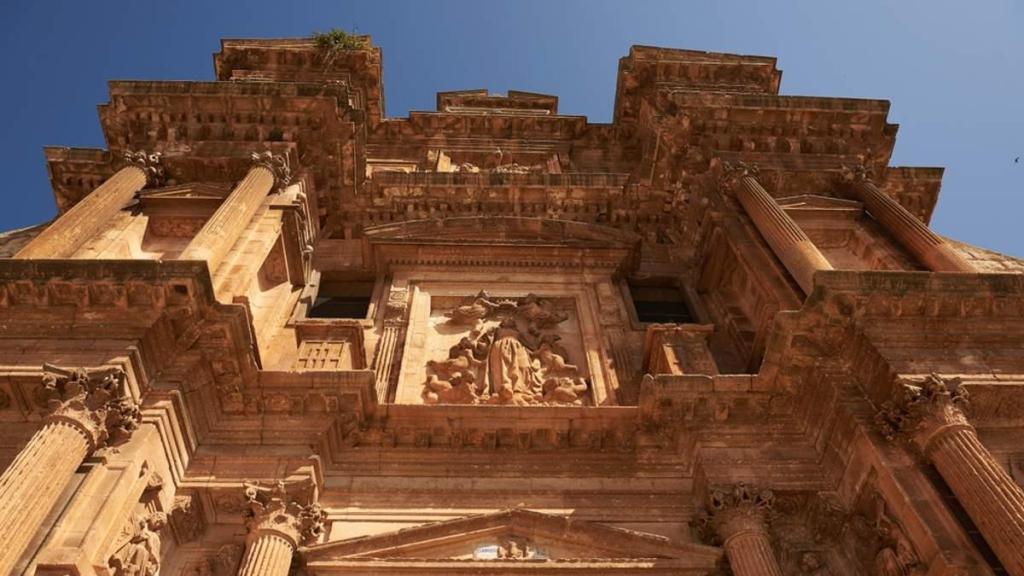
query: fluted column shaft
[
  {"left": 16, "top": 165, "right": 148, "bottom": 259},
  {"left": 722, "top": 529, "right": 785, "bottom": 576},
  {"left": 733, "top": 175, "right": 834, "bottom": 294},
  {"left": 927, "top": 426, "right": 1024, "bottom": 573},
  {"left": 0, "top": 421, "right": 91, "bottom": 575},
  {"left": 851, "top": 179, "right": 973, "bottom": 272},
  {"left": 373, "top": 324, "right": 404, "bottom": 402},
  {"left": 237, "top": 532, "right": 294, "bottom": 576},
  {"left": 180, "top": 165, "right": 276, "bottom": 273}
]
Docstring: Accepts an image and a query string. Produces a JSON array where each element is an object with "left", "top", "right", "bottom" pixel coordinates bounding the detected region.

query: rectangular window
[
  {"left": 307, "top": 280, "right": 373, "bottom": 319},
  {"left": 629, "top": 282, "right": 694, "bottom": 324}
]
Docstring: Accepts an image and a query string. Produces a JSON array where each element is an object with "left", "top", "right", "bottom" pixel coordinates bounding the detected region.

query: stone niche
[{"left": 395, "top": 280, "right": 618, "bottom": 406}]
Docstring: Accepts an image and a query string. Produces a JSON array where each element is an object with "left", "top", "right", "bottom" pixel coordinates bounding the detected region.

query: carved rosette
[
  {"left": 123, "top": 149, "right": 166, "bottom": 187},
  {"left": 250, "top": 151, "right": 292, "bottom": 193},
  {"left": 717, "top": 160, "right": 760, "bottom": 193},
  {"left": 242, "top": 481, "right": 326, "bottom": 548},
  {"left": 875, "top": 373, "right": 971, "bottom": 453},
  {"left": 37, "top": 365, "right": 141, "bottom": 452},
  {"left": 701, "top": 483, "right": 776, "bottom": 544}
]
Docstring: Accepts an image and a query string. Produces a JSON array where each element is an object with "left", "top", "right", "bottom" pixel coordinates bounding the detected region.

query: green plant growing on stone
[{"left": 312, "top": 28, "right": 364, "bottom": 69}]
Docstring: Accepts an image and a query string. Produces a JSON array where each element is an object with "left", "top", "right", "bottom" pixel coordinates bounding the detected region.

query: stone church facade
[{"left": 0, "top": 35, "right": 1022, "bottom": 575}]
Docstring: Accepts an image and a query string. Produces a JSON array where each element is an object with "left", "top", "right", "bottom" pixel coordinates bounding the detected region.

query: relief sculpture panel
[{"left": 421, "top": 291, "right": 590, "bottom": 406}]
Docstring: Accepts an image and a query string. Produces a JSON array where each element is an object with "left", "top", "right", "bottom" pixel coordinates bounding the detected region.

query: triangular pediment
[
  {"left": 303, "top": 509, "right": 721, "bottom": 570},
  {"left": 364, "top": 217, "right": 640, "bottom": 248},
  {"left": 776, "top": 194, "right": 863, "bottom": 211},
  {"left": 137, "top": 182, "right": 232, "bottom": 201}
]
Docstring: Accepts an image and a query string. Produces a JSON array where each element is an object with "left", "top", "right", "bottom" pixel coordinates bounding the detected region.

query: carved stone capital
[
  {"left": 839, "top": 162, "right": 874, "bottom": 185},
  {"left": 242, "top": 480, "right": 326, "bottom": 548},
  {"left": 875, "top": 373, "right": 971, "bottom": 453},
  {"left": 717, "top": 160, "right": 760, "bottom": 193},
  {"left": 701, "top": 483, "right": 776, "bottom": 544},
  {"left": 250, "top": 151, "right": 292, "bottom": 192},
  {"left": 38, "top": 364, "right": 141, "bottom": 452},
  {"left": 383, "top": 287, "right": 409, "bottom": 326},
  {"left": 123, "top": 149, "right": 166, "bottom": 187}
]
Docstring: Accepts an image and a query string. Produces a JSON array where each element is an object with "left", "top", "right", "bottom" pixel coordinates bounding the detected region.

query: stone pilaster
[
  {"left": 237, "top": 480, "right": 326, "bottom": 576},
  {"left": 373, "top": 285, "right": 409, "bottom": 403},
  {"left": 842, "top": 164, "right": 973, "bottom": 272},
  {"left": 701, "top": 483, "right": 784, "bottom": 576},
  {"left": 720, "top": 161, "right": 833, "bottom": 294},
  {"left": 877, "top": 374, "right": 1024, "bottom": 573},
  {"left": 0, "top": 365, "right": 141, "bottom": 575},
  {"left": 16, "top": 150, "right": 163, "bottom": 259},
  {"left": 180, "top": 151, "right": 291, "bottom": 274}
]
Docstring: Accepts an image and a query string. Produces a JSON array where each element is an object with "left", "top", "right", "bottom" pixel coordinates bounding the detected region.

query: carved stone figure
[
  {"left": 444, "top": 290, "right": 501, "bottom": 326},
  {"left": 109, "top": 511, "right": 168, "bottom": 576},
  {"left": 873, "top": 517, "right": 921, "bottom": 576},
  {"left": 799, "top": 552, "right": 833, "bottom": 575},
  {"left": 486, "top": 317, "right": 543, "bottom": 405}
]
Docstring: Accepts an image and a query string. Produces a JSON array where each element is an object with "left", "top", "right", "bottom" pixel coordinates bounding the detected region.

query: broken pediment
[
  {"left": 364, "top": 217, "right": 640, "bottom": 248},
  {"left": 303, "top": 509, "right": 721, "bottom": 574}
]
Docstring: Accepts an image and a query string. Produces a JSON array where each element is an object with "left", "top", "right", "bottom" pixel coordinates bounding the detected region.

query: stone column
[
  {"left": 16, "top": 151, "right": 163, "bottom": 259},
  {"left": 720, "top": 162, "right": 834, "bottom": 294},
  {"left": 876, "top": 374, "right": 1024, "bottom": 574},
  {"left": 0, "top": 366, "right": 141, "bottom": 575},
  {"left": 237, "top": 480, "right": 326, "bottom": 576},
  {"left": 842, "top": 165, "right": 973, "bottom": 272},
  {"left": 372, "top": 285, "right": 409, "bottom": 403},
  {"left": 180, "top": 151, "right": 291, "bottom": 274},
  {"left": 702, "top": 483, "right": 783, "bottom": 576}
]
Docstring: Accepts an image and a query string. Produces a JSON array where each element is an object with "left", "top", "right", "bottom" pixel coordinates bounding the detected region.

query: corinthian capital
[
  {"left": 250, "top": 151, "right": 292, "bottom": 192},
  {"left": 875, "top": 373, "right": 971, "bottom": 452},
  {"left": 717, "top": 160, "right": 759, "bottom": 193},
  {"left": 123, "top": 149, "right": 166, "bottom": 187},
  {"left": 38, "top": 364, "right": 142, "bottom": 451},
  {"left": 242, "top": 479, "right": 326, "bottom": 547},
  {"left": 699, "top": 482, "right": 775, "bottom": 543},
  {"left": 839, "top": 162, "right": 874, "bottom": 185}
]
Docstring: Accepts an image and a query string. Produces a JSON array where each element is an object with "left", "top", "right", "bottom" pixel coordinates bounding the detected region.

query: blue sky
[{"left": 1, "top": 1, "right": 1021, "bottom": 255}]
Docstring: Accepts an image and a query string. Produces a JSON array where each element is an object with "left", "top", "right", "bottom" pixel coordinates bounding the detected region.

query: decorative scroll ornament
[
  {"left": 38, "top": 364, "right": 141, "bottom": 451},
  {"left": 383, "top": 287, "right": 409, "bottom": 326},
  {"left": 242, "top": 480, "right": 326, "bottom": 547},
  {"left": 108, "top": 511, "right": 168, "bottom": 576},
  {"left": 875, "top": 373, "right": 970, "bottom": 452},
  {"left": 123, "top": 149, "right": 166, "bottom": 187},
  {"left": 698, "top": 482, "right": 776, "bottom": 544},
  {"left": 250, "top": 150, "right": 292, "bottom": 192},
  {"left": 423, "top": 292, "right": 588, "bottom": 406},
  {"left": 717, "top": 160, "right": 760, "bottom": 192}
]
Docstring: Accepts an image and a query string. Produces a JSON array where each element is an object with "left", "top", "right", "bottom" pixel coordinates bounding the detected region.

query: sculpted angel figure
[
  {"left": 427, "top": 336, "right": 485, "bottom": 379},
  {"left": 515, "top": 293, "right": 568, "bottom": 329},
  {"left": 445, "top": 290, "right": 500, "bottom": 326},
  {"left": 110, "top": 511, "right": 168, "bottom": 576}
]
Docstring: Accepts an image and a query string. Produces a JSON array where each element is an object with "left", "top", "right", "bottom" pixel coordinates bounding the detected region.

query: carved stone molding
[
  {"left": 123, "top": 149, "right": 166, "bottom": 187},
  {"left": 875, "top": 373, "right": 971, "bottom": 453},
  {"left": 700, "top": 483, "right": 776, "bottom": 544},
  {"left": 250, "top": 150, "right": 292, "bottom": 192},
  {"left": 37, "top": 364, "right": 142, "bottom": 451},
  {"left": 242, "top": 480, "right": 326, "bottom": 548},
  {"left": 383, "top": 286, "right": 409, "bottom": 326}
]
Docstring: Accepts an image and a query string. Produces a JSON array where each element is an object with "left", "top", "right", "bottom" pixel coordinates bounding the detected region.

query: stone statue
[
  {"left": 874, "top": 517, "right": 920, "bottom": 576},
  {"left": 109, "top": 511, "right": 168, "bottom": 576},
  {"left": 486, "top": 318, "right": 542, "bottom": 405}
]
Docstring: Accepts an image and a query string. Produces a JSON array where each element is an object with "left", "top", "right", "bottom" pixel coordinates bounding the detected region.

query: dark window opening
[
  {"left": 629, "top": 282, "right": 694, "bottom": 324},
  {"left": 307, "top": 280, "right": 373, "bottom": 319}
]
